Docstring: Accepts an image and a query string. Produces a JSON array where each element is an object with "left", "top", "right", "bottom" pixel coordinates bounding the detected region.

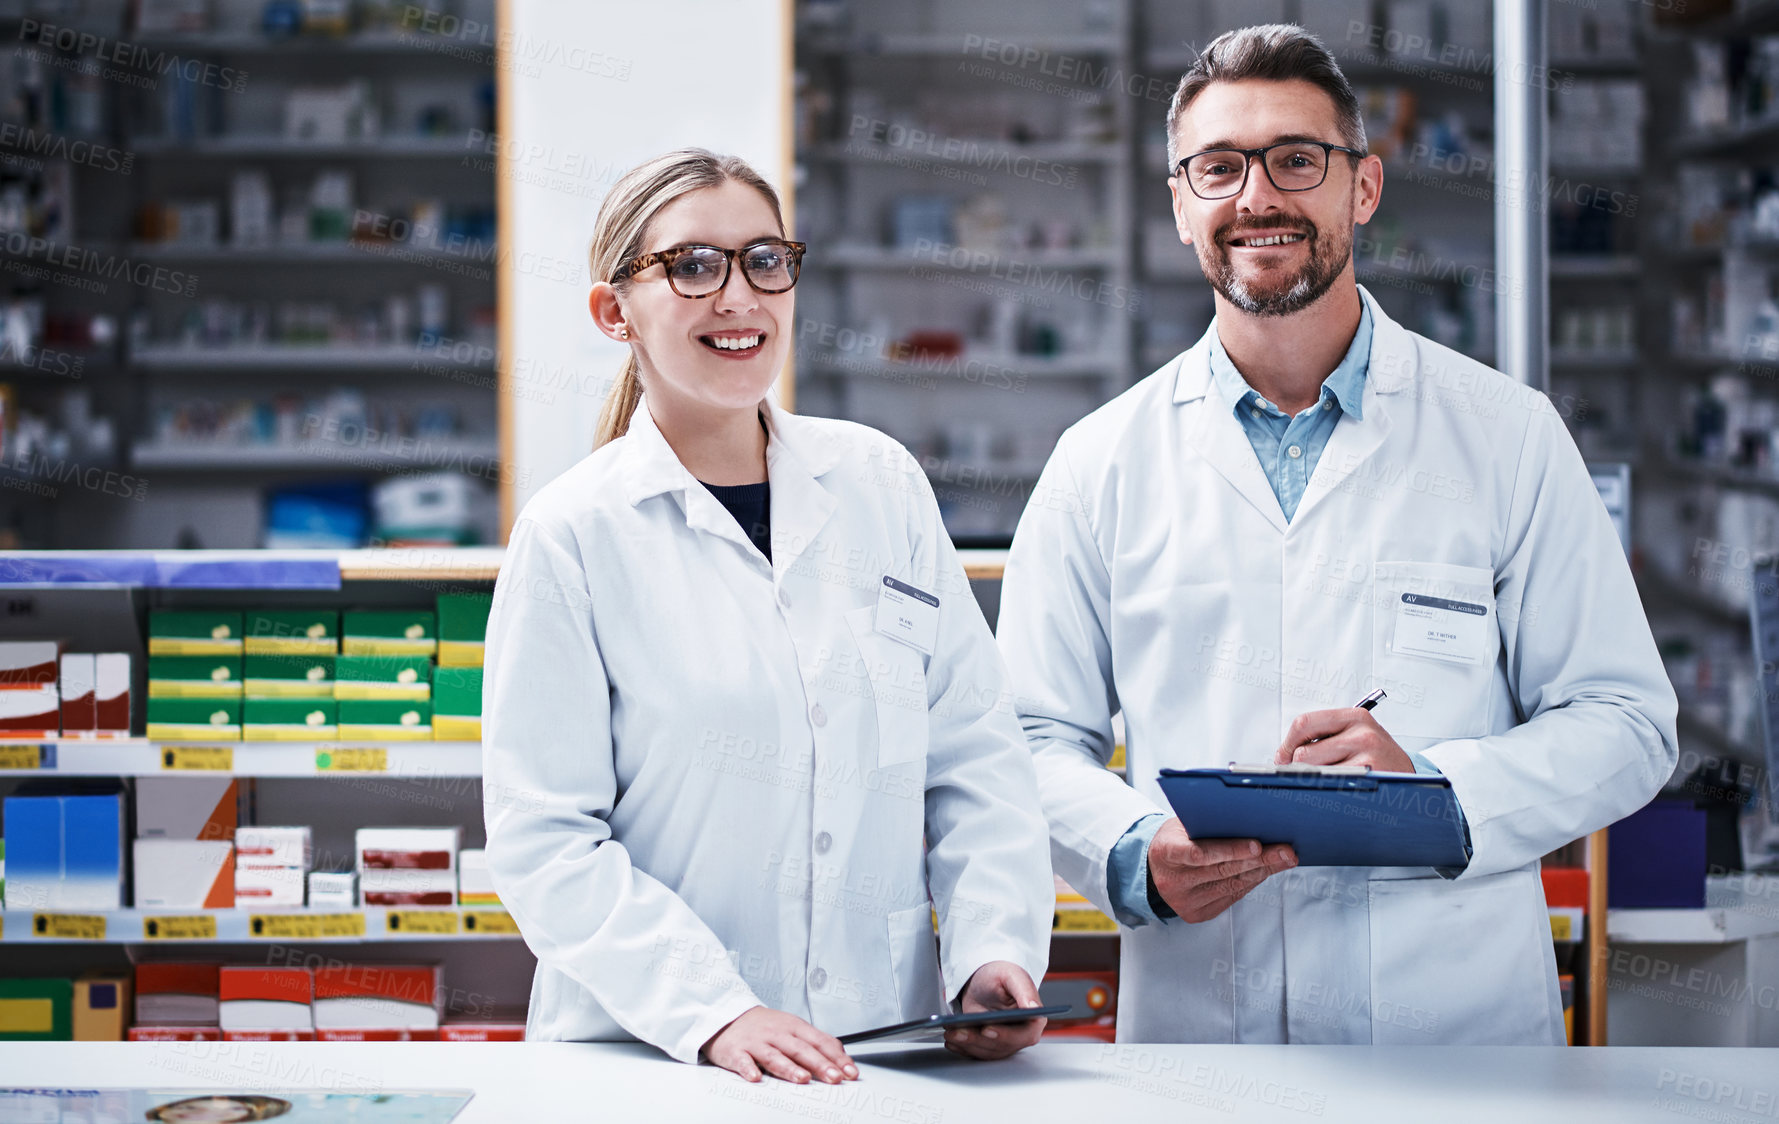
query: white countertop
[{"left": 3, "top": 1041, "right": 1776, "bottom": 1122}]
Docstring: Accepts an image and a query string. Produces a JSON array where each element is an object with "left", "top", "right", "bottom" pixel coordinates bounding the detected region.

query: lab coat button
[
  {"left": 810, "top": 967, "right": 828, "bottom": 990},
  {"left": 814, "top": 831, "right": 832, "bottom": 854},
  {"left": 778, "top": 588, "right": 792, "bottom": 609},
  {"left": 810, "top": 703, "right": 828, "bottom": 728}
]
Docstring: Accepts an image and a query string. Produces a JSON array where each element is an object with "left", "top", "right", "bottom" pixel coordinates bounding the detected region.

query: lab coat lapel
[
  {"left": 762, "top": 396, "right": 840, "bottom": 576},
  {"left": 618, "top": 396, "right": 764, "bottom": 556},
  {"left": 1289, "top": 289, "right": 1405, "bottom": 527},
  {"left": 1174, "top": 343, "right": 1290, "bottom": 535}
]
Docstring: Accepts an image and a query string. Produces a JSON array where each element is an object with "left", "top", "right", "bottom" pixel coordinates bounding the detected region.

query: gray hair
[{"left": 1164, "top": 24, "right": 1367, "bottom": 171}]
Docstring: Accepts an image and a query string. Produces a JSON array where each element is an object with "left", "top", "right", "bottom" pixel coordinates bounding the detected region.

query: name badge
[
  {"left": 1392, "top": 592, "right": 1488, "bottom": 666},
  {"left": 875, "top": 576, "right": 939, "bottom": 656}
]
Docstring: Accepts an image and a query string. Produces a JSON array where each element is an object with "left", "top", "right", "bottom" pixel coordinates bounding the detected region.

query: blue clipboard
[{"left": 1157, "top": 766, "right": 1470, "bottom": 869}]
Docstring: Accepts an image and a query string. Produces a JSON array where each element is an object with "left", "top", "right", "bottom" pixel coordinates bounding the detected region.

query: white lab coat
[
  {"left": 998, "top": 288, "right": 1678, "bottom": 1045},
  {"left": 482, "top": 395, "right": 1052, "bottom": 1063}
]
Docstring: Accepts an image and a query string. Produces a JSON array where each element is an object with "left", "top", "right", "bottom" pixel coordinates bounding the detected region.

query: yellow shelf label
[
  {"left": 248, "top": 912, "right": 366, "bottom": 939},
  {"left": 1053, "top": 909, "right": 1118, "bottom": 933},
  {"left": 161, "top": 745, "right": 234, "bottom": 771},
  {"left": 316, "top": 746, "right": 387, "bottom": 773},
  {"left": 460, "top": 909, "right": 520, "bottom": 936},
  {"left": 0, "top": 744, "right": 42, "bottom": 769},
  {"left": 386, "top": 910, "right": 457, "bottom": 935},
  {"left": 34, "top": 913, "right": 107, "bottom": 940},
  {"left": 143, "top": 914, "right": 218, "bottom": 941}
]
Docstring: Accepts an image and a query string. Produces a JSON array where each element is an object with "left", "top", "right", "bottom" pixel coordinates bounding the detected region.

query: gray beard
[{"left": 1207, "top": 232, "right": 1345, "bottom": 317}]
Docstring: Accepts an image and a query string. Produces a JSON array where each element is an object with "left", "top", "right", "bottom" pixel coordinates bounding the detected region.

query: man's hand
[
  {"left": 1275, "top": 707, "right": 1412, "bottom": 772},
  {"left": 1148, "top": 817, "right": 1295, "bottom": 923},
  {"left": 703, "top": 1006, "right": 859, "bottom": 1085},
  {"left": 943, "top": 961, "right": 1047, "bottom": 1061}
]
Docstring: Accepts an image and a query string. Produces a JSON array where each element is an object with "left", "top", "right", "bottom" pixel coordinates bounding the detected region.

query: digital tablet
[{"left": 837, "top": 1005, "right": 1071, "bottom": 1045}]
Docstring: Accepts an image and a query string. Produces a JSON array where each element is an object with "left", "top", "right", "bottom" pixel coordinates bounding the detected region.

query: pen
[{"left": 1353, "top": 688, "right": 1386, "bottom": 711}]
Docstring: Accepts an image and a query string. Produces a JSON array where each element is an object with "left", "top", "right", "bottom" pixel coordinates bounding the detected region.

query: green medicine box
[
  {"left": 245, "top": 609, "right": 339, "bottom": 655},
  {"left": 342, "top": 610, "right": 437, "bottom": 657},
  {"left": 148, "top": 610, "right": 244, "bottom": 656},
  {"left": 145, "top": 698, "right": 241, "bottom": 741},
  {"left": 334, "top": 656, "right": 432, "bottom": 700},
  {"left": 432, "top": 667, "right": 482, "bottom": 741},
  {"left": 0, "top": 978, "right": 73, "bottom": 1040},
  {"left": 337, "top": 699, "right": 432, "bottom": 740},
  {"left": 146, "top": 656, "right": 242, "bottom": 699},
  {"left": 243, "top": 655, "right": 335, "bottom": 698},
  {"left": 244, "top": 698, "right": 338, "bottom": 741},
  {"left": 437, "top": 592, "right": 492, "bottom": 668}
]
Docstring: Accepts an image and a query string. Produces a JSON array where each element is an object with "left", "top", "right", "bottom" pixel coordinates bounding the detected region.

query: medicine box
[
  {"left": 0, "top": 641, "right": 59, "bottom": 687},
  {"left": 245, "top": 609, "right": 338, "bottom": 655},
  {"left": 243, "top": 698, "right": 338, "bottom": 741},
  {"left": 136, "top": 777, "right": 238, "bottom": 842},
  {"left": 73, "top": 975, "right": 132, "bottom": 1041},
  {"left": 432, "top": 667, "right": 482, "bottom": 741},
  {"left": 135, "top": 962, "right": 221, "bottom": 1026},
  {"left": 93, "top": 654, "right": 130, "bottom": 736},
  {"left": 149, "top": 611, "right": 244, "bottom": 656},
  {"left": 147, "top": 656, "right": 243, "bottom": 698},
  {"left": 235, "top": 826, "right": 311, "bottom": 870},
  {"left": 334, "top": 655, "right": 432, "bottom": 700},
  {"left": 313, "top": 964, "right": 443, "bottom": 1031},
  {"left": 457, "top": 848, "right": 499, "bottom": 907},
  {"left": 2, "top": 787, "right": 124, "bottom": 911},
  {"left": 146, "top": 698, "right": 241, "bottom": 741},
  {"left": 337, "top": 699, "right": 431, "bottom": 740},
  {"left": 235, "top": 865, "right": 305, "bottom": 906},
  {"left": 437, "top": 592, "right": 492, "bottom": 667},
  {"left": 0, "top": 686, "right": 60, "bottom": 738},
  {"left": 59, "top": 654, "right": 95, "bottom": 733},
  {"left": 342, "top": 610, "right": 436, "bottom": 657},
  {"left": 219, "top": 966, "right": 313, "bottom": 1032},
  {"left": 0, "top": 978, "right": 73, "bottom": 1041},
  {"left": 243, "top": 655, "right": 335, "bottom": 698},
  {"left": 133, "top": 840, "right": 235, "bottom": 909}
]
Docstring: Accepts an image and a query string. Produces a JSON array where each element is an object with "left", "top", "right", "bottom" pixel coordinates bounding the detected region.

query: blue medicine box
[{"left": 2, "top": 788, "right": 124, "bottom": 912}]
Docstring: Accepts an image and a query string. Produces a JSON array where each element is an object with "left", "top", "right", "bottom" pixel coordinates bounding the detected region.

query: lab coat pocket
[
  {"left": 1370, "top": 561, "right": 1497, "bottom": 739},
  {"left": 886, "top": 904, "right": 945, "bottom": 1019},
  {"left": 844, "top": 605, "right": 929, "bottom": 768},
  {"left": 1367, "top": 868, "right": 1554, "bottom": 1044}
]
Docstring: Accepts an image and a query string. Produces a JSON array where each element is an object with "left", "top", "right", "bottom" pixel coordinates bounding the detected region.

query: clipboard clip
[{"left": 1226, "top": 763, "right": 1373, "bottom": 776}]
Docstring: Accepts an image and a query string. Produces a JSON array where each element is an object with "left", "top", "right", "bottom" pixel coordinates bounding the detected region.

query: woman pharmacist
[{"left": 482, "top": 149, "right": 1054, "bottom": 1085}]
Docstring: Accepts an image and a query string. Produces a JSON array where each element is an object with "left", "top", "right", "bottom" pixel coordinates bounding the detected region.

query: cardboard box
[
  {"left": 432, "top": 667, "right": 482, "bottom": 741},
  {"left": 359, "top": 827, "right": 457, "bottom": 906},
  {"left": 0, "top": 978, "right": 72, "bottom": 1041},
  {"left": 360, "top": 873, "right": 456, "bottom": 906},
  {"left": 2, "top": 788, "right": 124, "bottom": 911},
  {"left": 457, "top": 848, "right": 498, "bottom": 907},
  {"left": 243, "top": 654, "right": 335, "bottom": 698},
  {"left": 436, "top": 592, "right": 492, "bottom": 667},
  {"left": 93, "top": 653, "right": 130, "bottom": 736},
  {"left": 135, "top": 962, "right": 221, "bottom": 1026},
  {"left": 334, "top": 655, "right": 432, "bottom": 700},
  {"left": 129, "top": 1024, "right": 221, "bottom": 1041},
  {"left": 148, "top": 655, "right": 243, "bottom": 698},
  {"left": 133, "top": 840, "right": 235, "bottom": 909},
  {"left": 313, "top": 964, "right": 443, "bottom": 1031},
  {"left": 149, "top": 610, "right": 244, "bottom": 656},
  {"left": 235, "top": 826, "right": 311, "bottom": 869},
  {"left": 73, "top": 974, "right": 131, "bottom": 1041},
  {"left": 244, "top": 698, "right": 337, "bottom": 741},
  {"left": 146, "top": 698, "right": 241, "bottom": 741},
  {"left": 440, "top": 1021, "right": 526, "bottom": 1041},
  {"left": 0, "top": 641, "right": 59, "bottom": 687},
  {"left": 309, "top": 870, "right": 356, "bottom": 909},
  {"left": 223, "top": 1028, "right": 315, "bottom": 1041},
  {"left": 219, "top": 967, "right": 312, "bottom": 1032},
  {"left": 234, "top": 865, "right": 305, "bottom": 906},
  {"left": 342, "top": 610, "right": 436, "bottom": 657},
  {"left": 0, "top": 685, "right": 60, "bottom": 738},
  {"left": 317, "top": 1027, "right": 439, "bottom": 1041},
  {"left": 59, "top": 654, "right": 95, "bottom": 733},
  {"left": 136, "top": 777, "right": 238, "bottom": 842},
  {"left": 245, "top": 609, "right": 339, "bottom": 655},
  {"left": 338, "top": 699, "right": 431, "bottom": 740}
]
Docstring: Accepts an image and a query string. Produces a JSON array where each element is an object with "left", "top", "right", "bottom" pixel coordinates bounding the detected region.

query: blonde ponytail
[{"left": 585, "top": 147, "right": 787, "bottom": 452}]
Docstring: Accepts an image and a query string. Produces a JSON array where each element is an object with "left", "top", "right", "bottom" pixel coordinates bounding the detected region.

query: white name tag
[
  {"left": 1392, "top": 592, "right": 1489, "bottom": 666},
  {"left": 875, "top": 575, "right": 939, "bottom": 656}
]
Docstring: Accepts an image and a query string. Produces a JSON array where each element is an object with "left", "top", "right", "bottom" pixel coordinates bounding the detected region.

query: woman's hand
[
  {"left": 702, "top": 1006, "right": 860, "bottom": 1085},
  {"left": 943, "top": 961, "right": 1048, "bottom": 1060}
]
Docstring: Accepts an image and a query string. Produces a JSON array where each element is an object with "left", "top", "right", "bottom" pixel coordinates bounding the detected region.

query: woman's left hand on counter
[{"left": 943, "top": 962, "right": 1048, "bottom": 1061}]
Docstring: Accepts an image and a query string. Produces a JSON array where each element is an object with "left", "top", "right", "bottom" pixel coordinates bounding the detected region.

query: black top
[{"left": 700, "top": 479, "right": 772, "bottom": 562}]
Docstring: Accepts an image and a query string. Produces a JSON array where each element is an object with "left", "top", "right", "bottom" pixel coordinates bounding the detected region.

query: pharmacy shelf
[
  {"left": 1549, "top": 255, "right": 1641, "bottom": 279},
  {"left": 1658, "top": 455, "right": 1779, "bottom": 498},
  {"left": 0, "top": 906, "right": 518, "bottom": 944},
  {"left": 1636, "top": 566, "right": 1750, "bottom": 628},
  {"left": 338, "top": 546, "right": 506, "bottom": 582},
  {"left": 130, "top": 343, "right": 494, "bottom": 370},
  {"left": 131, "top": 441, "right": 501, "bottom": 472},
  {"left": 1607, "top": 907, "right": 1779, "bottom": 945},
  {"left": 128, "top": 242, "right": 494, "bottom": 266},
  {"left": 1549, "top": 349, "right": 1641, "bottom": 370},
  {"left": 1676, "top": 710, "right": 1760, "bottom": 768},
  {"left": 802, "top": 353, "right": 1121, "bottom": 381},
  {"left": 803, "top": 141, "right": 1122, "bottom": 166},
  {"left": 0, "top": 550, "right": 343, "bottom": 589},
  {"left": 129, "top": 135, "right": 478, "bottom": 158},
  {"left": 1662, "top": 0, "right": 1779, "bottom": 38},
  {"left": 1673, "top": 116, "right": 1779, "bottom": 160},
  {"left": 0, "top": 739, "right": 483, "bottom": 778},
  {"left": 131, "top": 31, "right": 492, "bottom": 55},
  {"left": 807, "top": 32, "right": 1122, "bottom": 56},
  {"left": 811, "top": 244, "right": 1121, "bottom": 271}
]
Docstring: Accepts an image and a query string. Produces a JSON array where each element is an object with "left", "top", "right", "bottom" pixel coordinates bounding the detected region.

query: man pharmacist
[{"left": 998, "top": 24, "right": 1677, "bottom": 1044}]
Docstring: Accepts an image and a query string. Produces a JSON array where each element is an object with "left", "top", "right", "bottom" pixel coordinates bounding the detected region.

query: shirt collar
[
  {"left": 618, "top": 390, "right": 843, "bottom": 507},
  {"left": 1206, "top": 301, "right": 1372, "bottom": 422}
]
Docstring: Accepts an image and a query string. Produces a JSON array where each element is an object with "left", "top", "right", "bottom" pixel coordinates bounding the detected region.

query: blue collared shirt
[{"left": 1103, "top": 305, "right": 1464, "bottom": 928}]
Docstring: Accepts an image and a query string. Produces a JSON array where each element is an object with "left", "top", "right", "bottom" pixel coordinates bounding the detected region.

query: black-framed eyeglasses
[
  {"left": 614, "top": 239, "right": 807, "bottom": 298},
  {"left": 1172, "top": 141, "right": 1366, "bottom": 200}
]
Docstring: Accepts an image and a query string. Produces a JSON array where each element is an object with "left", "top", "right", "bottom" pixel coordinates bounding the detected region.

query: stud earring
[{"left": 620, "top": 327, "right": 629, "bottom": 340}]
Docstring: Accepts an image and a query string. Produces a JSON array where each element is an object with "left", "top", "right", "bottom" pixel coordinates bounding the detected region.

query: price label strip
[
  {"left": 34, "top": 913, "right": 107, "bottom": 941},
  {"left": 386, "top": 910, "right": 457, "bottom": 935},
  {"left": 317, "top": 747, "right": 387, "bottom": 773},
  {"left": 144, "top": 915, "right": 218, "bottom": 941},
  {"left": 459, "top": 910, "right": 520, "bottom": 936},
  {"left": 0, "top": 744, "right": 43, "bottom": 770},
  {"left": 162, "top": 745, "right": 234, "bottom": 771},
  {"left": 249, "top": 912, "right": 366, "bottom": 940}
]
